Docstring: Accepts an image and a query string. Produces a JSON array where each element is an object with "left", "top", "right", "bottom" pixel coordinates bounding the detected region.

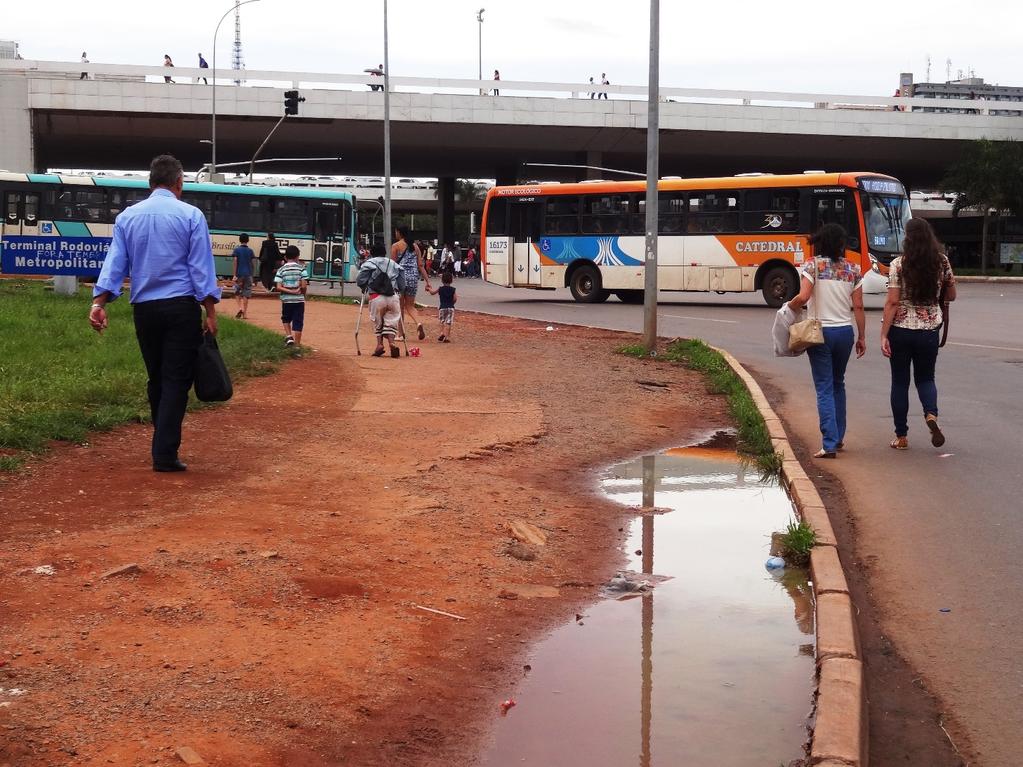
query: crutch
[
  {"left": 354, "top": 288, "right": 369, "bottom": 355},
  {"left": 396, "top": 312, "right": 411, "bottom": 357}
]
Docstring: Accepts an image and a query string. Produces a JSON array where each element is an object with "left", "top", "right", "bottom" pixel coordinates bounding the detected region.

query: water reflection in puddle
[{"left": 481, "top": 446, "right": 814, "bottom": 767}]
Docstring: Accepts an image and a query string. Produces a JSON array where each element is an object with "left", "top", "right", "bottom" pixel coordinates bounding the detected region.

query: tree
[{"left": 942, "top": 139, "right": 1023, "bottom": 274}]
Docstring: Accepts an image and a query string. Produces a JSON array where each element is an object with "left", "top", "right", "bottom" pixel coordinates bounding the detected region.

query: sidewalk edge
[{"left": 713, "top": 346, "right": 867, "bottom": 767}]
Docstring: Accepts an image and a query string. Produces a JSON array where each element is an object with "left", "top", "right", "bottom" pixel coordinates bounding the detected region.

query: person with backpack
[{"left": 357, "top": 246, "right": 405, "bottom": 358}]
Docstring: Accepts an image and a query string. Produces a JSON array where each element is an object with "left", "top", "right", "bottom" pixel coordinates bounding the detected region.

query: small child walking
[
  {"left": 426, "top": 271, "right": 457, "bottom": 342},
  {"left": 274, "top": 245, "right": 308, "bottom": 347}
]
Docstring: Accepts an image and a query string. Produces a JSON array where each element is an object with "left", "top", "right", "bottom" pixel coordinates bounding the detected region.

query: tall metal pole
[
  {"left": 383, "top": 0, "right": 392, "bottom": 255},
  {"left": 211, "top": 0, "right": 260, "bottom": 178},
  {"left": 477, "top": 8, "right": 485, "bottom": 94},
  {"left": 642, "top": 0, "right": 660, "bottom": 353}
]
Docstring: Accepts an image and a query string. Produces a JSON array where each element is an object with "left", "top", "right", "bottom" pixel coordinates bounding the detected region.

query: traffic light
[{"left": 283, "top": 89, "right": 305, "bottom": 116}]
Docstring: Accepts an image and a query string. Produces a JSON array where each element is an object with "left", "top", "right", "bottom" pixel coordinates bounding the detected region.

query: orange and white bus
[{"left": 480, "top": 172, "right": 910, "bottom": 306}]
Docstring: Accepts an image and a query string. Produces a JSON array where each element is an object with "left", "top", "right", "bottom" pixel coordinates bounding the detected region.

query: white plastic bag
[{"left": 773, "top": 303, "right": 803, "bottom": 357}]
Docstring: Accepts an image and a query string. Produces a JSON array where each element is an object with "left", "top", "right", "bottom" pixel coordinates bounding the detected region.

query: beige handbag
[{"left": 788, "top": 259, "right": 824, "bottom": 353}]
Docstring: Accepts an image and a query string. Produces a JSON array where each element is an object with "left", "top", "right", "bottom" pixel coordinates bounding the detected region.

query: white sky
[{"left": 4, "top": 0, "right": 1021, "bottom": 94}]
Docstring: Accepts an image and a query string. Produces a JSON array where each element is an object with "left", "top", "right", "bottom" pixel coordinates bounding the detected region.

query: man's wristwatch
[{"left": 90, "top": 303, "right": 104, "bottom": 310}]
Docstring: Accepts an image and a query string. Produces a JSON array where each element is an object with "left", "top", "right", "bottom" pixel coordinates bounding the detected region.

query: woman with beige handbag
[{"left": 785, "top": 224, "right": 867, "bottom": 458}]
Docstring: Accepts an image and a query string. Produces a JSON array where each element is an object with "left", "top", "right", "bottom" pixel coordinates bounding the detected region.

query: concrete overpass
[{"left": 2, "top": 60, "right": 1022, "bottom": 242}]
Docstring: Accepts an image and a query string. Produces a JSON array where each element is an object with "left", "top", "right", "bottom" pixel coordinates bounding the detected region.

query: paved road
[{"left": 437, "top": 278, "right": 1022, "bottom": 766}]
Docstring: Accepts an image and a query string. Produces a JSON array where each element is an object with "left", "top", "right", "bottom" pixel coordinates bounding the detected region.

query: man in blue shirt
[{"left": 89, "top": 154, "right": 221, "bottom": 472}]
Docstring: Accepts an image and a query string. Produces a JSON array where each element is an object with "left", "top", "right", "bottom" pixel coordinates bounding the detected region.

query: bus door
[
  {"left": 3, "top": 190, "right": 40, "bottom": 237},
  {"left": 312, "top": 206, "right": 344, "bottom": 281},
  {"left": 509, "top": 200, "right": 542, "bottom": 287},
  {"left": 811, "top": 189, "right": 860, "bottom": 252}
]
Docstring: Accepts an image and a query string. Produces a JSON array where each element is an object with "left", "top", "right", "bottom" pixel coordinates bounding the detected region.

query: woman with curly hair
[
  {"left": 786, "top": 223, "right": 867, "bottom": 459},
  {"left": 880, "top": 217, "right": 956, "bottom": 449}
]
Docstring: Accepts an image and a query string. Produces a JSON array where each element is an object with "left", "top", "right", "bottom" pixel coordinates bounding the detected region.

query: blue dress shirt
[{"left": 94, "top": 188, "right": 221, "bottom": 304}]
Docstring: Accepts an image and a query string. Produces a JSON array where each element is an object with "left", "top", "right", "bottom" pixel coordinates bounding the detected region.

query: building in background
[
  {"left": 0, "top": 41, "right": 21, "bottom": 60},
  {"left": 901, "top": 72, "right": 1023, "bottom": 116}
]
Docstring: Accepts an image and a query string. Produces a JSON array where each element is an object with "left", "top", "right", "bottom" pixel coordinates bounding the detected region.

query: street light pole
[
  {"left": 642, "top": 0, "right": 660, "bottom": 353},
  {"left": 383, "top": 0, "right": 392, "bottom": 254},
  {"left": 477, "top": 8, "right": 485, "bottom": 95},
  {"left": 211, "top": 0, "right": 261, "bottom": 178}
]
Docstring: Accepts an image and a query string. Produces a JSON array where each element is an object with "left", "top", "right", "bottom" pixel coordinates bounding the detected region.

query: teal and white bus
[{"left": 0, "top": 172, "right": 358, "bottom": 282}]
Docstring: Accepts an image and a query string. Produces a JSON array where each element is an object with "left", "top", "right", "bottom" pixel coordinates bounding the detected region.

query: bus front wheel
[
  {"left": 614, "top": 290, "right": 644, "bottom": 304},
  {"left": 761, "top": 266, "right": 798, "bottom": 308},
  {"left": 569, "top": 264, "right": 610, "bottom": 303}
]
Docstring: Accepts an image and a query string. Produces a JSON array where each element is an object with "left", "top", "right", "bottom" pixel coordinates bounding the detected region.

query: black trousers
[{"left": 132, "top": 297, "right": 202, "bottom": 462}]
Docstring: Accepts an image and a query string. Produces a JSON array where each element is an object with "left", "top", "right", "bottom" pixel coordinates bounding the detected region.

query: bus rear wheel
[
  {"left": 614, "top": 290, "right": 644, "bottom": 304},
  {"left": 569, "top": 264, "right": 610, "bottom": 303},
  {"left": 761, "top": 266, "right": 798, "bottom": 308}
]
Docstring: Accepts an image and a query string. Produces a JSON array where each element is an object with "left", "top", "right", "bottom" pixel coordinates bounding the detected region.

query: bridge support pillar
[
  {"left": 437, "top": 176, "right": 456, "bottom": 247},
  {"left": 0, "top": 77, "right": 36, "bottom": 173}
]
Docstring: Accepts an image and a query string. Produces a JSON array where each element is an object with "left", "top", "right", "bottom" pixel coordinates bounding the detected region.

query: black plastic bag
[{"left": 194, "top": 333, "right": 233, "bottom": 402}]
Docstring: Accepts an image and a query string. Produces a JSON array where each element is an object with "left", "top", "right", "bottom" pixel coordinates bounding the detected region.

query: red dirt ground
[{"left": 0, "top": 300, "right": 729, "bottom": 767}]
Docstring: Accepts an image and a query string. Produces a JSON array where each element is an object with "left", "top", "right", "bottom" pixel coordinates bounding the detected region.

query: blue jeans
[
  {"left": 806, "top": 325, "right": 854, "bottom": 453},
  {"left": 888, "top": 325, "right": 939, "bottom": 437}
]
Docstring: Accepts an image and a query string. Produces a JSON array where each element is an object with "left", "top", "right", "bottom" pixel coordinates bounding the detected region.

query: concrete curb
[
  {"left": 714, "top": 347, "right": 867, "bottom": 767},
  {"left": 955, "top": 275, "right": 1023, "bottom": 284}
]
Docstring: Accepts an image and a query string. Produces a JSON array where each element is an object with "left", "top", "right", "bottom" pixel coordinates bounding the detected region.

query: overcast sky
[{"left": 5, "top": 0, "right": 1021, "bottom": 94}]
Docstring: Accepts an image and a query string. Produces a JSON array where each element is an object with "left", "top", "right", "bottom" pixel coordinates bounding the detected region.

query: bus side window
[
  {"left": 581, "top": 194, "right": 629, "bottom": 235},
  {"left": 182, "top": 193, "right": 214, "bottom": 226},
  {"left": 215, "top": 195, "right": 265, "bottom": 232},
  {"left": 688, "top": 192, "right": 738, "bottom": 233},
  {"left": 658, "top": 193, "right": 686, "bottom": 234},
  {"left": 273, "top": 198, "right": 310, "bottom": 235},
  {"left": 812, "top": 193, "right": 859, "bottom": 249},
  {"left": 73, "top": 189, "right": 106, "bottom": 223},
  {"left": 4, "top": 192, "right": 19, "bottom": 224},
  {"left": 743, "top": 189, "right": 801, "bottom": 232},
  {"left": 544, "top": 196, "right": 579, "bottom": 236}
]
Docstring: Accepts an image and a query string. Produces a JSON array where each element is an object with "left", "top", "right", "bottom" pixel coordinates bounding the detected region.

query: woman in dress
[
  {"left": 785, "top": 223, "right": 867, "bottom": 458},
  {"left": 880, "top": 217, "right": 956, "bottom": 449},
  {"left": 391, "top": 224, "right": 431, "bottom": 340}
]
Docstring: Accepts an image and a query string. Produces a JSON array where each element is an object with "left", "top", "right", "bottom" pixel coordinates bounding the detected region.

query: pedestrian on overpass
[
  {"left": 163, "top": 54, "right": 175, "bottom": 83},
  {"left": 493, "top": 70, "right": 501, "bottom": 96},
  {"left": 880, "top": 218, "right": 956, "bottom": 450},
  {"left": 88, "top": 154, "right": 220, "bottom": 473},
  {"left": 600, "top": 73, "right": 609, "bottom": 100},
  {"left": 80, "top": 52, "right": 89, "bottom": 80},
  {"left": 198, "top": 53, "right": 209, "bottom": 84},
  {"left": 785, "top": 223, "right": 866, "bottom": 459}
]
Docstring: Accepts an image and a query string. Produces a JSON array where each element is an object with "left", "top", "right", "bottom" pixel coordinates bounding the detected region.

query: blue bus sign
[{"left": 1, "top": 236, "right": 111, "bottom": 276}]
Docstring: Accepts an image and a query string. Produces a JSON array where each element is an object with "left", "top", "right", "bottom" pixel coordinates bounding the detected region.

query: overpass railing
[{"left": 2, "top": 60, "right": 1023, "bottom": 115}]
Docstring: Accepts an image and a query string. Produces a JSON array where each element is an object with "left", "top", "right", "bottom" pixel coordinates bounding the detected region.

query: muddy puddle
[{"left": 481, "top": 443, "right": 815, "bottom": 766}]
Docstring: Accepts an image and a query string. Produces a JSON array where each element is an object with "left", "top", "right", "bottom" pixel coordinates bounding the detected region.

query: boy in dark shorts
[
  {"left": 232, "top": 233, "right": 255, "bottom": 319},
  {"left": 426, "top": 271, "right": 457, "bottom": 342},
  {"left": 274, "top": 245, "right": 308, "bottom": 346}
]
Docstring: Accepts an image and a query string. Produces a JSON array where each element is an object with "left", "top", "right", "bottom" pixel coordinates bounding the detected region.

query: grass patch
[
  {"left": 617, "top": 338, "right": 782, "bottom": 479},
  {"left": 0, "top": 280, "right": 289, "bottom": 470},
  {"left": 309, "top": 295, "right": 361, "bottom": 306},
  {"left": 776, "top": 519, "right": 817, "bottom": 567}
]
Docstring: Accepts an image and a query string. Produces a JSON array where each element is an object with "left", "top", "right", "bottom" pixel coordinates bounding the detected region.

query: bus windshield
[{"left": 862, "top": 191, "right": 911, "bottom": 255}]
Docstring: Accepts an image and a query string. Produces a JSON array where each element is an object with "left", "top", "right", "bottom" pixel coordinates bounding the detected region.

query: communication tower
[{"left": 232, "top": 0, "right": 245, "bottom": 85}]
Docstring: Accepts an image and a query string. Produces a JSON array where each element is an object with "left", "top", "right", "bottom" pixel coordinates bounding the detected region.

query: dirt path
[{"left": 0, "top": 298, "right": 728, "bottom": 767}]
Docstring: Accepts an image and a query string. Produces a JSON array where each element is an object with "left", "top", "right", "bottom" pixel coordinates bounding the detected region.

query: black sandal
[{"left": 390, "top": 346, "right": 401, "bottom": 358}]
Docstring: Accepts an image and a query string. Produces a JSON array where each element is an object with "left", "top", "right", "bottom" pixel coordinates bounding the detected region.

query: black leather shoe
[{"left": 153, "top": 459, "right": 188, "bottom": 472}]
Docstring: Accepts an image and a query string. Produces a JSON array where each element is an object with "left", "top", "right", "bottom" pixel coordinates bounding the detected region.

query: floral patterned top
[{"left": 888, "top": 254, "right": 955, "bottom": 331}]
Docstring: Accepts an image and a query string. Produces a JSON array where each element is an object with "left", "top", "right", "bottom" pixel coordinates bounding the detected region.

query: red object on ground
[{"left": 500, "top": 699, "right": 516, "bottom": 715}]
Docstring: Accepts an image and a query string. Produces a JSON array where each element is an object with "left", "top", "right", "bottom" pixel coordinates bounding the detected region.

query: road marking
[
  {"left": 659, "top": 313, "right": 739, "bottom": 324},
  {"left": 948, "top": 341, "right": 1023, "bottom": 353}
]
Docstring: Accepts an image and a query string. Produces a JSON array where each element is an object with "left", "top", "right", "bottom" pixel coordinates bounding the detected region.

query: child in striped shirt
[{"left": 274, "top": 245, "right": 308, "bottom": 347}]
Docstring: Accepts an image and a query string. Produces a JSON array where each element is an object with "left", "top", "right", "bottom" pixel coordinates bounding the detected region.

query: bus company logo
[
  {"left": 734, "top": 239, "right": 805, "bottom": 254},
  {"left": 497, "top": 187, "right": 542, "bottom": 196},
  {"left": 762, "top": 214, "right": 783, "bottom": 229}
]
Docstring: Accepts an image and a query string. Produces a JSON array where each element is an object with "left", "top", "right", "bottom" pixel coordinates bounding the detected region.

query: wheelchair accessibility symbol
[{"left": 539, "top": 237, "right": 552, "bottom": 254}]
